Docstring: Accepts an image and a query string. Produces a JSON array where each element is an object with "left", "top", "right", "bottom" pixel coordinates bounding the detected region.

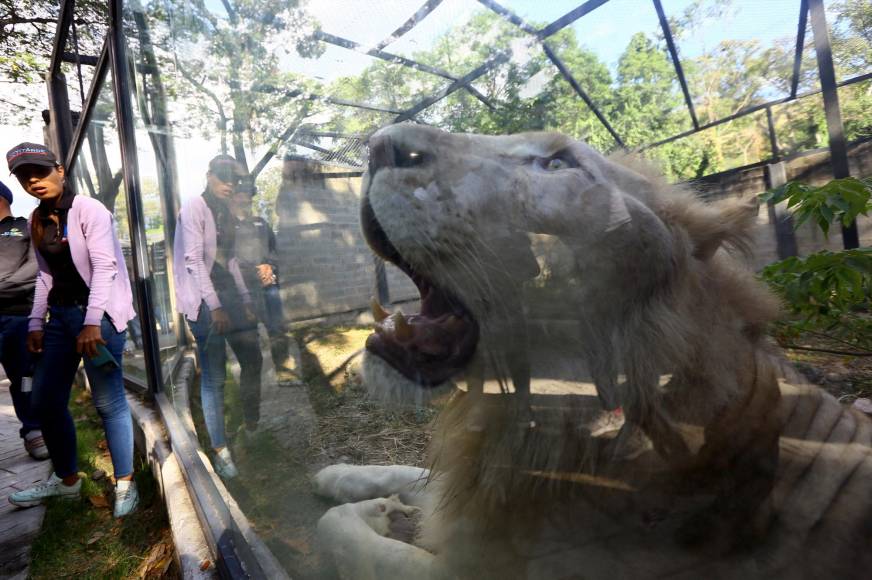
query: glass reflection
[
  {"left": 115, "top": 1, "right": 872, "bottom": 578},
  {"left": 173, "top": 155, "right": 264, "bottom": 476}
]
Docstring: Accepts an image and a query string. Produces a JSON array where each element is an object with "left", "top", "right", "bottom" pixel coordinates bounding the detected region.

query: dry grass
[{"left": 296, "top": 324, "right": 436, "bottom": 468}]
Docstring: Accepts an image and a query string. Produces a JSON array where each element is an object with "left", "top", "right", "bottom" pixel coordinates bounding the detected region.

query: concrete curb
[{"left": 126, "top": 392, "right": 217, "bottom": 579}]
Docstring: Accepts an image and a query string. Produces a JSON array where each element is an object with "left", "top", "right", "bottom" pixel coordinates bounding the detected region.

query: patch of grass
[{"left": 29, "top": 384, "right": 176, "bottom": 580}]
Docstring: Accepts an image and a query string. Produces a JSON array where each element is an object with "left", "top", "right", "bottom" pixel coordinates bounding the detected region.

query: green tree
[
  {"left": 254, "top": 164, "right": 282, "bottom": 228},
  {"left": 145, "top": 0, "right": 319, "bottom": 171},
  {"left": 0, "top": 0, "right": 106, "bottom": 123}
]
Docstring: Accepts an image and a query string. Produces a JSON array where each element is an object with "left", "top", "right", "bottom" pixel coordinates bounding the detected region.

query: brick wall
[
  {"left": 274, "top": 158, "right": 417, "bottom": 322},
  {"left": 691, "top": 139, "right": 872, "bottom": 269}
]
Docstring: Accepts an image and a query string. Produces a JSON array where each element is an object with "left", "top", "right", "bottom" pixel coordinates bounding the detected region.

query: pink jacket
[
  {"left": 29, "top": 195, "right": 136, "bottom": 333},
  {"left": 173, "top": 195, "right": 250, "bottom": 322}
]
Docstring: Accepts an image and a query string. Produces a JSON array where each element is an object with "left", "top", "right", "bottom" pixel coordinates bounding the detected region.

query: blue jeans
[
  {"left": 262, "top": 284, "right": 284, "bottom": 337},
  {"left": 187, "top": 302, "right": 262, "bottom": 449},
  {"left": 31, "top": 306, "right": 133, "bottom": 479},
  {"left": 0, "top": 314, "right": 40, "bottom": 438}
]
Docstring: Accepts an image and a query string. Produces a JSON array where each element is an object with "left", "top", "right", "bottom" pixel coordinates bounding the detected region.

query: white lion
[{"left": 313, "top": 125, "right": 872, "bottom": 580}]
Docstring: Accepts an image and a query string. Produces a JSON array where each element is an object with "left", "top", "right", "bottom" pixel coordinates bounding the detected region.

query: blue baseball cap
[{"left": 0, "top": 180, "right": 12, "bottom": 205}]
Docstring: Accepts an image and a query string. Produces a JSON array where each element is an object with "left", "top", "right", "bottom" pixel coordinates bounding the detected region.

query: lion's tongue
[{"left": 366, "top": 287, "right": 478, "bottom": 386}]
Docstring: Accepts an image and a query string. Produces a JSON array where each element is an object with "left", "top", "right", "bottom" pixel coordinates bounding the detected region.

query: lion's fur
[{"left": 315, "top": 125, "right": 872, "bottom": 579}]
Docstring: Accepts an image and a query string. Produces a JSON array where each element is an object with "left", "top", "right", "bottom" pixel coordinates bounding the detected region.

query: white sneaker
[
  {"left": 24, "top": 430, "right": 50, "bottom": 460},
  {"left": 214, "top": 448, "right": 239, "bottom": 479},
  {"left": 113, "top": 480, "right": 139, "bottom": 518},
  {"left": 9, "top": 473, "right": 81, "bottom": 507}
]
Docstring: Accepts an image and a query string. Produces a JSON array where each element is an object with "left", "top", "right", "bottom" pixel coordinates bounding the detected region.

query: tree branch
[
  {"left": 250, "top": 104, "right": 312, "bottom": 178},
  {"left": 173, "top": 57, "right": 228, "bottom": 151}
]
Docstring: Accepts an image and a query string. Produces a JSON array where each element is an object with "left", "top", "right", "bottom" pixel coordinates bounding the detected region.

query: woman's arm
[
  {"left": 27, "top": 216, "right": 53, "bottom": 332},
  {"left": 80, "top": 201, "right": 120, "bottom": 327},
  {"left": 28, "top": 269, "right": 51, "bottom": 332},
  {"left": 181, "top": 203, "right": 221, "bottom": 310}
]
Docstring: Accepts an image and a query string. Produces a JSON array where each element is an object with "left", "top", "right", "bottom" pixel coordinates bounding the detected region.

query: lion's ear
[{"left": 682, "top": 197, "right": 759, "bottom": 261}]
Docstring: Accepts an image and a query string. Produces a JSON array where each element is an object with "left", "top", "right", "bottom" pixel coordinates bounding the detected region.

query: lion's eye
[
  {"left": 545, "top": 158, "right": 568, "bottom": 171},
  {"left": 395, "top": 146, "right": 426, "bottom": 168}
]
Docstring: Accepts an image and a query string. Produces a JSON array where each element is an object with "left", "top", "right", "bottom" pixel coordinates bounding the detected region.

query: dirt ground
[
  {"left": 198, "top": 323, "right": 871, "bottom": 579},
  {"left": 782, "top": 336, "right": 872, "bottom": 404}
]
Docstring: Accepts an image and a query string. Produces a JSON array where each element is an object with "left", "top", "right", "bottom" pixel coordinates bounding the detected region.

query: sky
[
  {"left": 277, "top": 0, "right": 805, "bottom": 81},
  {"left": 0, "top": 0, "right": 845, "bottom": 211}
]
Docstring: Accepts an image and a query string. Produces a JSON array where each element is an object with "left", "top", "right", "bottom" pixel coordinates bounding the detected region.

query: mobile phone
[{"left": 90, "top": 344, "right": 120, "bottom": 371}]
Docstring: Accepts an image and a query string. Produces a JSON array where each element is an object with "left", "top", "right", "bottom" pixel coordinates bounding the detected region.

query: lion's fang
[{"left": 371, "top": 297, "right": 390, "bottom": 322}]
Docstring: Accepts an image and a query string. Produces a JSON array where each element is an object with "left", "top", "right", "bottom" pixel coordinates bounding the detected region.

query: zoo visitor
[
  {"left": 0, "top": 179, "right": 47, "bottom": 461},
  {"left": 6, "top": 142, "right": 139, "bottom": 518},
  {"left": 173, "top": 154, "right": 263, "bottom": 479}
]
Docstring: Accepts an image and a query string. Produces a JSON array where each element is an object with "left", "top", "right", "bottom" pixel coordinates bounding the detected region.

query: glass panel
[
  {"left": 771, "top": 93, "right": 828, "bottom": 158},
  {"left": 66, "top": 74, "right": 147, "bottom": 383},
  {"left": 308, "top": 0, "right": 426, "bottom": 48},
  {"left": 564, "top": 0, "right": 693, "bottom": 149},
  {"left": 839, "top": 78, "right": 872, "bottom": 142},
  {"left": 121, "top": 1, "right": 872, "bottom": 578},
  {"left": 497, "top": 0, "right": 595, "bottom": 26},
  {"left": 119, "top": 4, "right": 190, "bottom": 401},
  {"left": 62, "top": 1, "right": 109, "bottom": 111},
  {"left": 379, "top": 0, "right": 482, "bottom": 75},
  {"left": 645, "top": 109, "right": 771, "bottom": 180},
  {"left": 830, "top": 2, "right": 872, "bottom": 82},
  {"left": 660, "top": 0, "right": 805, "bottom": 118}
]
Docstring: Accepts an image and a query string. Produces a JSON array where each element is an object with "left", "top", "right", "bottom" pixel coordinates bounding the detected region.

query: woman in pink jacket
[
  {"left": 5, "top": 143, "right": 139, "bottom": 518},
  {"left": 173, "top": 155, "right": 263, "bottom": 479}
]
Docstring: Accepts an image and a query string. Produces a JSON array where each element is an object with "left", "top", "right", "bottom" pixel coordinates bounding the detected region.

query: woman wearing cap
[
  {"left": 5, "top": 143, "right": 139, "bottom": 517},
  {"left": 173, "top": 155, "right": 263, "bottom": 479}
]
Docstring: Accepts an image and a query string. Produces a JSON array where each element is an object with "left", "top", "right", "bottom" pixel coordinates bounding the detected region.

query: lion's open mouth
[{"left": 361, "top": 194, "right": 479, "bottom": 386}]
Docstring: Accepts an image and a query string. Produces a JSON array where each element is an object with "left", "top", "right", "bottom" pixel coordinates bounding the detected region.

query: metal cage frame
[{"left": 45, "top": 0, "right": 869, "bottom": 577}]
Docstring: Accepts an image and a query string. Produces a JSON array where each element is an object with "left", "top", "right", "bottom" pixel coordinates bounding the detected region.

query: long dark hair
[
  {"left": 30, "top": 204, "right": 60, "bottom": 250},
  {"left": 27, "top": 164, "right": 65, "bottom": 249}
]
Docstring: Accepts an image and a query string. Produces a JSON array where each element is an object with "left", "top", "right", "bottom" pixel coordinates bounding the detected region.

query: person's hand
[
  {"left": 211, "top": 307, "right": 231, "bottom": 334},
  {"left": 77, "top": 325, "right": 106, "bottom": 358},
  {"left": 244, "top": 304, "right": 257, "bottom": 323},
  {"left": 256, "top": 264, "right": 275, "bottom": 286},
  {"left": 27, "top": 331, "right": 44, "bottom": 354}
]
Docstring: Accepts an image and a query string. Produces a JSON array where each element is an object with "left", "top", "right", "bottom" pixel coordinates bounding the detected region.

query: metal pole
[
  {"left": 808, "top": 0, "right": 859, "bottom": 249},
  {"left": 790, "top": 0, "right": 809, "bottom": 98},
  {"left": 46, "top": 0, "right": 76, "bottom": 160},
  {"left": 765, "top": 106, "right": 780, "bottom": 161},
  {"left": 47, "top": 75, "right": 75, "bottom": 162},
  {"left": 108, "top": 0, "right": 164, "bottom": 394},
  {"left": 652, "top": 0, "right": 699, "bottom": 130},
  {"left": 375, "top": 258, "right": 390, "bottom": 307},
  {"left": 765, "top": 162, "right": 798, "bottom": 259}
]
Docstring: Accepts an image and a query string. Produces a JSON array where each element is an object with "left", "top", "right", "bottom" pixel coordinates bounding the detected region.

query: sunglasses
[
  {"left": 211, "top": 168, "right": 242, "bottom": 185},
  {"left": 14, "top": 165, "right": 57, "bottom": 180}
]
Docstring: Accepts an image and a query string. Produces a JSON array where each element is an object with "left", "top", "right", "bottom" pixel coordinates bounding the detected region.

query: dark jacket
[{"left": 0, "top": 216, "right": 38, "bottom": 315}]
